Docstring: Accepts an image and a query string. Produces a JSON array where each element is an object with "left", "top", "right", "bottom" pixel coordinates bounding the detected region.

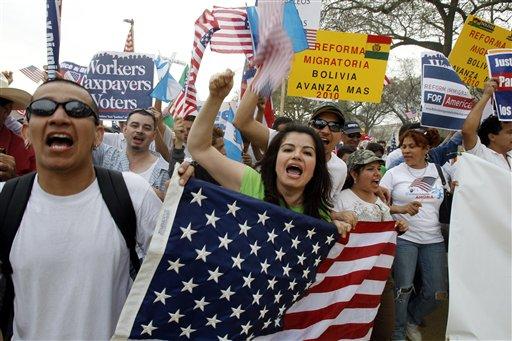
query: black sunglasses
[
  {"left": 309, "top": 118, "right": 342, "bottom": 132},
  {"left": 27, "top": 99, "right": 98, "bottom": 122}
]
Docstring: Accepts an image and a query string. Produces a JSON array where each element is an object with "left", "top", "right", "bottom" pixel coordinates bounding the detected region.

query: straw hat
[{"left": 0, "top": 74, "right": 32, "bottom": 110}]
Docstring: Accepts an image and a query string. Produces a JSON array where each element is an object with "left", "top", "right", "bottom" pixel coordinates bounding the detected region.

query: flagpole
[
  {"left": 123, "top": 18, "right": 134, "bottom": 52},
  {"left": 279, "top": 79, "right": 286, "bottom": 115}
]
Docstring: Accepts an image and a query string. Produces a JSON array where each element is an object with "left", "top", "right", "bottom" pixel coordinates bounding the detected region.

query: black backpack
[{"left": 0, "top": 167, "right": 141, "bottom": 337}]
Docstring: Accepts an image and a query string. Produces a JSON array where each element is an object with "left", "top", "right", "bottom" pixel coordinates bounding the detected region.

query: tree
[
  {"left": 322, "top": 0, "right": 512, "bottom": 56},
  {"left": 272, "top": 80, "right": 323, "bottom": 124}
]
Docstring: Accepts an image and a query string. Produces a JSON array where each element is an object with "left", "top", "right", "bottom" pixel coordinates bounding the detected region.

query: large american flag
[
  {"left": 210, "top": 7, "right": 254, "bottom": 57},
  {"left": 250, "top": 1, "right": 293, "bottom": 98},
  {"left": 173, "top": 10, "right": 220, "bottom": 118},
  {"left": 19, "top": 65, "right": 45, "bottom": 83},
  {"left": 113, "top": 177, "right": 338, "bottom": 339}
]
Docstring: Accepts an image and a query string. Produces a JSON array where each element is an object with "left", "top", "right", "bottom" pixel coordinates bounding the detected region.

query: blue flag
[
  {"left": 215, "top": 106, "right": 243, "bottom": 162},
  {"left": 114, "top": 177, "right": 337, "bottom": 339},
  {"left": 150, "top": 56, "right": 183, "bottom": 103},
  {"left": 46, "top": 0, "right": 61, "bottom": 80},
  {"left": 246, "top": 2, "right": 308, "bottom": 53}
]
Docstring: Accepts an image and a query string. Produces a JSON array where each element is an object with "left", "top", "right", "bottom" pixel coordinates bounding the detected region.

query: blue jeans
[{"left": 392, "top": 239, "right": 448, "bottom": 340}]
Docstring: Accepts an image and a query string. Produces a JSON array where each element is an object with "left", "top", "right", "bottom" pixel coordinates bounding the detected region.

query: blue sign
[
  {"left": 486, "top": 53, "right": 512, "bottom": 121},
  {"left": 46, "top": 0, "right": 60, "bottom": 80},
  {"left": 421, "top": 51, "right": 474, "bottom": 130},
  {"left": 82, "top": 52, "right": 154, "bottom": 120}
]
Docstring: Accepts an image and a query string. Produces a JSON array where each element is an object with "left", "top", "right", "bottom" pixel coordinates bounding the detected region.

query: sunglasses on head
[
  {"left": 309, "top": 118, "right": 342, "bottom": 132},
  {"left": 131, "top": 107, "right": 156, "bottom": 116},
  {"left": 27, "top": 99, "right": 98, "bottom": 122}
]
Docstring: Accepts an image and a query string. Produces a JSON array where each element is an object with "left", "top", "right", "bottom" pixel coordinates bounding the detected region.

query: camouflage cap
[{"left": 346, "top": 149, "right": 384, "bottom": 171}]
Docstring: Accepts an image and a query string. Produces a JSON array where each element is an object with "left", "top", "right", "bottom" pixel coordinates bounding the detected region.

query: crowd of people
[{"left": 0, "top": 65, "right": 510, "bottom": 341}]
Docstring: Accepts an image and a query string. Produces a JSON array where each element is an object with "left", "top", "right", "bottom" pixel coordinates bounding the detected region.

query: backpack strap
[
  {"left": 0, "top": 172, "right": 36, "bottom": 338},
  {"left": 95, "top": 167, "right": 141, "bottom": 276},
  {"left": 434, "top": 163, "right": 447, "bottom": 187},
  {"left": 0, "top": 173, "right": 36, "bottom": 275}
]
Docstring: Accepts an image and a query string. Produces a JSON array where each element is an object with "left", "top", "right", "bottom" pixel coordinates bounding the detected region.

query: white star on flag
[
  {"left": 206, "top": 314, "right": 222, "bottom": 328},
  {"left": 207, "top": 267, "right": 223, "bottom": 283},
  {"left": 180, "top": 223, "right": 197, "bottom": 241},
  {"left": 153, "top": 288, "right": 171, "bottom": 305},
  {"left": 257, "top": 211, "right": 270, "bottom": 225},
  {"left": 205, "top": 210, "right": 220, "bottom": 227},
  {"left": 167, "top": 258, "right": 184, "bottom": 273},
  {"left": 180, "top": 324, "right": 196, "bottom": 338},
  {"left": 242, "top": 273, "right": 255, "bottom": 288},
  {"left": 195, "top": 245, "right": 212, "bottom": 262},
  {"left": 193, "top": 297, "right": 210, "bottom": 311},
  {"left": 283, "top": 220, "right": 294, "bottom": 233},
  {"left": 141, "top": 320, "right": 157, "bottom": 336},
  {"left": 168, "top": 309, "right": 184, "bottom": 324},
  {"left": 267, "top": 229, "right": 278, "bottom": 243},
  {"left": 226, "top": 201, "right": 240, "bottom": 216},
  {"left": 181, "top": 278, "right": 198, "bottom": 293},
  {"left": 238, "top": 221, "right": 252, "bottom": 236},
  {"left": 230, "top": 305, "right": 245, "bottom": 319},
  {"left": 220, "top": 286, "right": 235, "bottom": 301},
  {"left": 190, "top": 188, "right": 207, "bottom": 206}
]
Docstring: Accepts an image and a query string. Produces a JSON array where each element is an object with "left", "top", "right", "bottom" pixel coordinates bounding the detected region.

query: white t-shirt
[
  {"left": 1, "top": 172, "right": 161, "bottom": 340},
  {"left": 337, "top": 189, "right": 393, "bottom": 222},
  {"left": 380, "top": 162, "right": 444, "bottom": 244},
  {"left": 385, "top": 148, "right": 403, "bottom": 169},
  {"left": 137, "top": 158, "right": 158, "bottom": 183},
  {"left": 464, "top": 137, "right": 512, "bottom": 171},
  {"left": 267, "top": 127, "right": 347, "bottom": 208},
  {"left": 328, "top": 153, "right": 347, "bottom": 209}
]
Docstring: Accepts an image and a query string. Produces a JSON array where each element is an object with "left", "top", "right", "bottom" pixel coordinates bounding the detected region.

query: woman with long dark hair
[{"left": 187, "top": 70, "right": 333, "bottom": 221}]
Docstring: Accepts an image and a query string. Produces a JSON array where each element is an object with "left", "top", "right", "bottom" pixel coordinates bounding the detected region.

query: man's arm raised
[{"left": 462, "top": 79, "right": 497, "bottom": 150}]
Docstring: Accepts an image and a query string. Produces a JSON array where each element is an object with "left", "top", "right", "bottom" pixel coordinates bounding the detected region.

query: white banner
[
  {"left": 446, "top": 153, "right": 512, "bottom": 339},
  {"left": 294, "top": 0, "right": 321, "bottom": 30}
]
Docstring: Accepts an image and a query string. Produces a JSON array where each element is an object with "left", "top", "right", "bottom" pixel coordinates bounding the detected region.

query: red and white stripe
[
  {"left": 305, "top": 28, "right": 318, "bottom": 49},
  {"left": 261, "top": 221, "right": 397, "bottom": 340},
  {"left": 19, "top": 65, "right": 45, "bottom": 83},
  {"left": 124, "top": 26, "right": 134, "bottom": 52},
  {"left": 174, "top": 10, "right": 219, "bottom": 118},
  {"left": 250, "top": 1, "right": 293, "bottom": 98},
  {"left": 210, "top": 7, "right": 253, "bottom": 57}
]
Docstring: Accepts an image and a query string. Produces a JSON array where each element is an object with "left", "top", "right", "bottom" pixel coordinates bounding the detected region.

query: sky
[{"left": 0, "top": 0, "right": 424, "bottom": 100}]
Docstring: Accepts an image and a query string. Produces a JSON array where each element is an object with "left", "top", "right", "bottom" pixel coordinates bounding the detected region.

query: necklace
[{"left": 405, "top": 163, "right": 428, "bottom": 178}]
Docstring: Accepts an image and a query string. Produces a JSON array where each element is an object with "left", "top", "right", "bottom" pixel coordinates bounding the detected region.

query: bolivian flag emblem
[{"left": 364, "top": 35, "right": 392, "bottom": 60}]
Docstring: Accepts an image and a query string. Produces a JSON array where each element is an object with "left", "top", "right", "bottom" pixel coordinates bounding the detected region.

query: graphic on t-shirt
[
  {"left": 408, "top": 176, "right": 443, "bottom": 201},
  {"left": 409, "top": 176, "right": 437, "bottom": 192}
]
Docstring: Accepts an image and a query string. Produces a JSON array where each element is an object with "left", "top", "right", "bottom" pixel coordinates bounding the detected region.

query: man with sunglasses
[
  {"left": 0, "top": 79, "right": 162, "bottom": 340},
  {"left": 0, "top": 73, "right": 35, "bottom": 181},
  {"left": 341, "top": 121, "right": 362, "bottom": 148},
  {"left": 93, "top": 107, "right": 170, "bottom": 200}
]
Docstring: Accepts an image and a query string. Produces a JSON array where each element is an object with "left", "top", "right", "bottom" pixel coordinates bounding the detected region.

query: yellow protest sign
[
  {"left": 448, "top": 15, "right": 512, "bottom": 89},
  {"left": 287, "top": 30, "right": 391, "bottom": 103}
]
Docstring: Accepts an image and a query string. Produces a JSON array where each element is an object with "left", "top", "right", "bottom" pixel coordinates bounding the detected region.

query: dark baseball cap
[
  {"left": 311, "top": 104, "right": 345, "bottom": 126},
  {"left": 343, "top": 121, "right": 361, "bottom": 134}
]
